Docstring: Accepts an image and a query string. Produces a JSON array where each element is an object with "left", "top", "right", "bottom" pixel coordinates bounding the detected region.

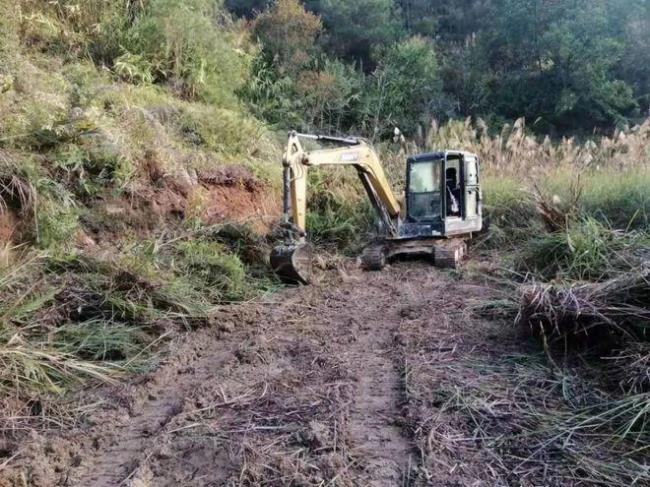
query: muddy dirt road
[{"left": 4, "top": 264, "right": 600, "bottom": 486}]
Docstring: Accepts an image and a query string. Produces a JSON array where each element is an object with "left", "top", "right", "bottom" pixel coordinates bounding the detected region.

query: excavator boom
[
  {"left": 272, "top": 132, "right": 401, "bottom": 283},
  {"left": 283, "top": 131, "right": 400, "bottom": 235}
]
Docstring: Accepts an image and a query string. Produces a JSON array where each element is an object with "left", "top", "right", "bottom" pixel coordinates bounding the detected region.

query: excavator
[{"left": 270, "top": 131, "right": 483, "bottom": 284}]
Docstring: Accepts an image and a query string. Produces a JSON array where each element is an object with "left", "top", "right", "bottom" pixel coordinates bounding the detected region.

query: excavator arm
[
  {"left": 272, "top": 132, "right": 401, "bottom": 283},
  {"left": 282, "top": 131, "right": 400, "bottom": 236}
]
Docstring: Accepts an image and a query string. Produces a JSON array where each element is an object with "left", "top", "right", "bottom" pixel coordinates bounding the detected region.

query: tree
[
  {"left": 363, "top": 37, "right": 442, "bottom": 136},
  {"left": 253, "top": 0, "right": 322, "bottom": 73},
  {"left": 305, "top": 0, "right": 402, "bottom": 69},
  {"left": 611, "top": 0, "right": 650, "bottom": 116},
  {"left": 296, "top": 59, "right": 363, "bottom": 131},
  {"left": 224, "top": 0, "right": 272, "bottom": 18},
  {"left": 482, "top": 0, "right": 637, "bottom": 131}
]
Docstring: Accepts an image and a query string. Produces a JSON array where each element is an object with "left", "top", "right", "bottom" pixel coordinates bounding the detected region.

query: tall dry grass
[{"left": 427, "top": 116, "right": 650, "bottom": 176}]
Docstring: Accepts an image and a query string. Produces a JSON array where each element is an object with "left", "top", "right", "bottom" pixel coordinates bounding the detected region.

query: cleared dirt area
[{"left": 1, "top": 263, "right": 640, "bottom": 486}]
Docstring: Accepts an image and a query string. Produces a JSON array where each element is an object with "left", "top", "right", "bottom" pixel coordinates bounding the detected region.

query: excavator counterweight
[{"left": 271, "top": 132, "right": 483, "bottom": 284}]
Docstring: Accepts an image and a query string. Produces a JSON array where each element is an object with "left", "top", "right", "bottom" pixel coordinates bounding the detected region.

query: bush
[
  {"left": 305, "top": 168, "right": 374, "bottom": 251},
  {"left": 253, "top": 0, "right": 322, "bottom": 72},
  {"left": 175, "top": 239, "right": 248, "bottom": 300},
  {"left": 518, "top": 217, "right": 648, "bottom": 281},
  {"left": 580, "top": 169, "right": 650, "bottom": 231},
  {"left": 123, "top": 0, "right": 252, "bottom": 106},
  {"left": 363, "top": 37, "right": 442, "bottom": 136},
  {"left": 296, "top": 59, "right": 363, "bottom": 131},
  {"left": 481, "top": 176, "right": 538, "bottom": 247}
]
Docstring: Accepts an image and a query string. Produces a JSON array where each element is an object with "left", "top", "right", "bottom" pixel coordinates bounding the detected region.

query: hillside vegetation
[{"left": 0, "top": 0, "right": 284, "bottom": 403}]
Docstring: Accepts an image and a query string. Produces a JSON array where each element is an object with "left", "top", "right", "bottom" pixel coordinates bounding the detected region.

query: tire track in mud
[
  {"left": 346, "top": 316, "right": 415, "bottom": 486},
  {"left": 326, "top": 277, "right": 419, "bottom": 485},
  {"left": 74, "top": 338, "right": 234, "bottom": 487},
  {"left": 12, "top": 266, "right": 441, "bottom": 486}
]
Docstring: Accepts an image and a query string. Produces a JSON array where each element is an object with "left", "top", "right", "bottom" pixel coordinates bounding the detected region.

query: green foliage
[
  {"left": 306, "top": 0, "right": 402, "bottom": 66},
  {"left": 481, "top": 176, "right": 538, "bottom": 246},
  {"left": 296, "top": 59, "right": 363, "bottom": 131},
  {"left": 363, "top": 37, "right": 441, "bottom": 135},
  {"left": 580, "top": 170, "right": 650, "bottom": 231},
  {"left": 53, "top": 142, "right": 132, "bottom": 197},
  {"left": 178, "top": 104, "right": 269, "bottom": 160},
  {"left": 205, "top": 223, "right": 270, "bottom": 268},
  {"left": 35, "top": 196, "right": 79, "bottom": 250},
  {"left": 240, "top": 54, "right": 303, "bottom": 126},
  {"left": 113, "top": 52, "right": 155, "bottom": 85},
  {"left": 226, "top": 0, "right": 272, "bottom": 17},
  {"left": 519, "top": 217, "right": 648, "bottom": 281},
  {"left": 175, "top": 239, "right": 247, "bottom": 300},
  {"left": 253, "top": 0, "right": 322, "bottom": 72},
  {"left": 306, "top": 169, "right": 374, "bottom": 251},
  {"left": 483, "top": 0, "right": 638, "bottom": 131},
  {"left": 227, "top": 0, "right": 649, "bottom": 135},
  {"left": 122, "top": 0, "right": 252, "bottom": 106}
]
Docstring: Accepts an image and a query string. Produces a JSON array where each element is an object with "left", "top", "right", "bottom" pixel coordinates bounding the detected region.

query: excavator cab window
[{"left": 406, "top": 159, "right": 443, "bottom": 221}]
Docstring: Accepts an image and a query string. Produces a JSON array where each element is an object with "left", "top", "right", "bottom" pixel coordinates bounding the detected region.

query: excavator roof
[{"left": 407, "top": 150, "right": 477, "bottom": 163}]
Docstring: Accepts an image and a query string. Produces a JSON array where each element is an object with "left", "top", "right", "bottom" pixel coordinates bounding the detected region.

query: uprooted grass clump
[{"left": 516, "top": 267, "right": 650, "bottom": 349}]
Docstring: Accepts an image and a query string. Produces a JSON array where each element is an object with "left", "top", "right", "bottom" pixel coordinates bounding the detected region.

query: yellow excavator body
[{"left": 271, "top": 132, "right": 483, "bottom": 284}]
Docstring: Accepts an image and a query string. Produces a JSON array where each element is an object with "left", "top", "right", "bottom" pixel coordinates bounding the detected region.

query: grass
[
  {"left": 0, "top": 339, "right": 117, "bottom": 396},
  {"left": 305, "top": 166, "right": 376, "bottom": 252},
  {"left": 411, "top": 352, "right": 650, "bottom": 485},
  {"left": 1, "top": 0, "right": 285, "bottom": 401},
  {"left": 401, "top": 117, "right": 650, "bottom": 483},
  {"left": 0, "top": 0, "right": 281, "bottom": 249},
  {"left": 0, "top": 224, "right": 274, "bottom": 401},
  {"left": 518, "top": 217, "right": 649, "bottom": 281},
  {"left": 1, "top": 2, "right": 648, "bottom": 481}
]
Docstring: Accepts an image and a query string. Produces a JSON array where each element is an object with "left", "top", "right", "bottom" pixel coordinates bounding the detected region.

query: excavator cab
[
  {"left": 271, "top": 133, "right": 483, "bottom": 284},
  {"left": 401, "top": 151, "right": 482, "bottom": 239}
]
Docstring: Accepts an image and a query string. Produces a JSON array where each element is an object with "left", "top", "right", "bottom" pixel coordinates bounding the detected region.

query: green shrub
[
  {"left": 113, "top": 52, "right": 155, "bottom": 85},
  {"left": 123, "top": 0, "right": 252, "bottom": 106},
  {"left": 306, "top": 169, "right": 374, "bottom": 251},
  {"left": 206, "top": 223, "right": 269, "bottom": 267},
  {"left": 518, "top": 217, "right": 648, "bottom": 281},
  {"left": 580, "top": 169, "right": 650, "bottom": 231},
  {"left": 178, "top": 104, "right": 269, "bottom": 160},
  {"left": 481, "top": 176, "right": 538, "bottom": 247},
  {"left": 175, "top": 239, "right": 247, "bottom": 300},
  {"left": 362, "top": 36, "right": 441, "bottom": 136}
]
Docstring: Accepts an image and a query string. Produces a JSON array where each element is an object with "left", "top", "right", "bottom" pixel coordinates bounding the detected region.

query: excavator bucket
[{"left": 270, "top": 243, "right": 314, "bottom": 284}]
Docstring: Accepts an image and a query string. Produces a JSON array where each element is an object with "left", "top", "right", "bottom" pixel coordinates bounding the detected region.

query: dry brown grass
[
  {"left": 426, "top": 116, "right": 650, "bottom": 177},
  {"left": 516, "top": 267, "right": 650, "bottom": 348}
]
